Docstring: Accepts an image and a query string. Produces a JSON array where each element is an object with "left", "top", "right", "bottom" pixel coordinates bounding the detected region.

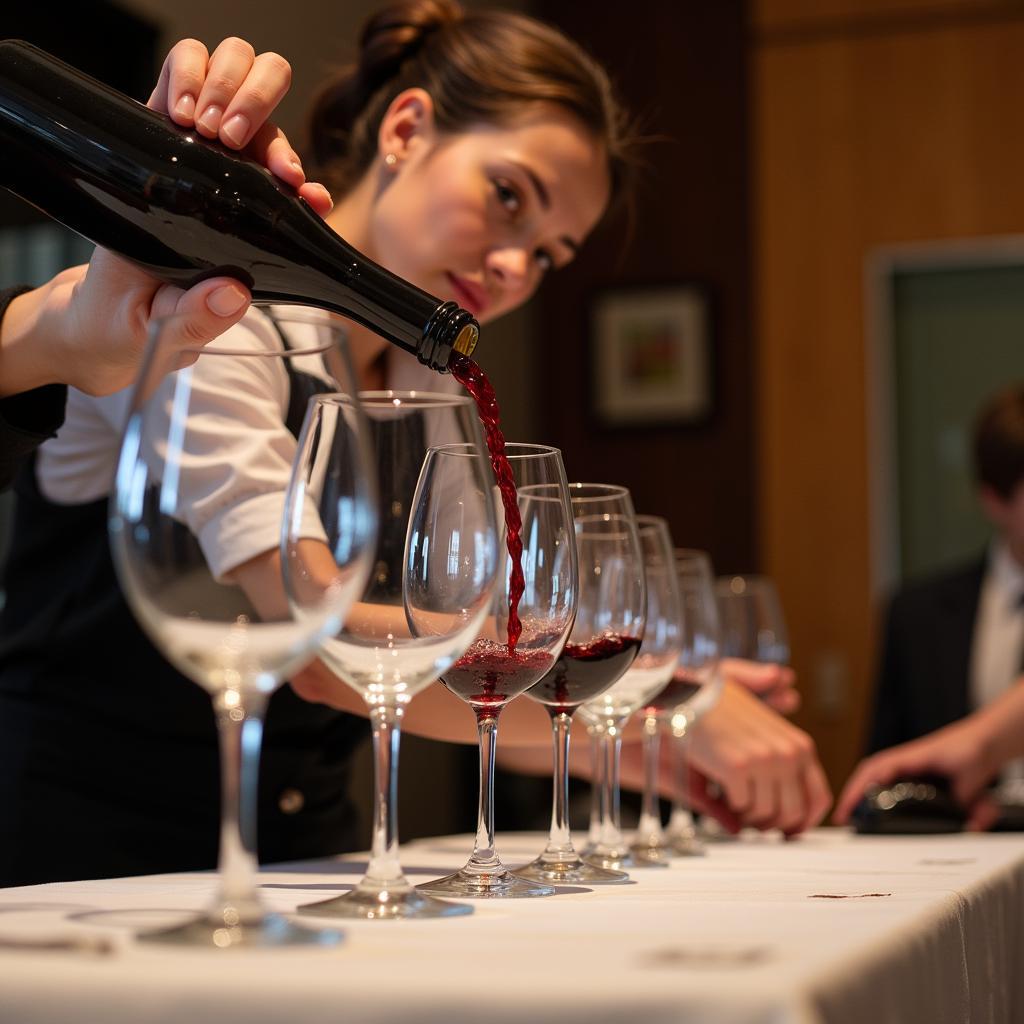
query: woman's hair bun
[
  {"left": 307, "top": 0, "right": 462, "bottom": 174},
  {"left": 357, "top": 0, "right": 464, "bottom": 95}
]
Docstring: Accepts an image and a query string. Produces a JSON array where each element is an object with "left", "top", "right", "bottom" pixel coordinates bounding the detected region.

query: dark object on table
[
  {"left": 850, "top": 775, "right": 967, "bottom": 834},
  {"left": 991, "top": 801, "right": 1024, "bottom": 832}
]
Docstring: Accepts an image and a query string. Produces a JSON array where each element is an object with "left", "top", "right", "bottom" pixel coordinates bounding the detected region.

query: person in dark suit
[
  {"left": 0, "top": 39, "right": 332, "bottom": 491},
  {"left": 838, "top": 384, "right": 1024, "bottom": 828},
  {"left": 866, "top": 557, "right": 986, "bottom": 754},
  {"left": 869, "top": 385, "right": 1024, "bottom": 757}
]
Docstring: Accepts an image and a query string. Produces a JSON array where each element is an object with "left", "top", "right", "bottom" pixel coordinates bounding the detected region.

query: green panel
[{"left": 893, "top": 265, "right": 1024, "bottom": 582}]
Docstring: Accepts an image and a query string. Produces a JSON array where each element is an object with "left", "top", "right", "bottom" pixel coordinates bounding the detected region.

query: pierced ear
[{"left": 378, "top": 88, "right": 436, "bottom": 163}]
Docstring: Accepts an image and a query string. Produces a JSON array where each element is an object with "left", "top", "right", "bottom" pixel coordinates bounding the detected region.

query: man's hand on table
[{"left": 834, "top": 718, "right": 1002, "bottom": 831}]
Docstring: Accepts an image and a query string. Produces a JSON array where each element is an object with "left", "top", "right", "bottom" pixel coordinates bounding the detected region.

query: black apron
[{"left": 0, "top": 313, "right": 367, "bottom": 886}]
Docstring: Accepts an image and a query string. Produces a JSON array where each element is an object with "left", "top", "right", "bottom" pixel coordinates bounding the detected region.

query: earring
[{"left": 383, "top": 152, "right": 398, "bottom": 168}]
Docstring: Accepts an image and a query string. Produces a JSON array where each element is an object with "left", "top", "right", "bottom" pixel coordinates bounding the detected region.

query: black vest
[{"left": 0, "top": 315, "right": 367, "bottom": 886}]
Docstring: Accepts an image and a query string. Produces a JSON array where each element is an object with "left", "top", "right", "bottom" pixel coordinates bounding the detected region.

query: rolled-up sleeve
[{"left": 143, "top": 316, "right": 324, "bottom": 580}]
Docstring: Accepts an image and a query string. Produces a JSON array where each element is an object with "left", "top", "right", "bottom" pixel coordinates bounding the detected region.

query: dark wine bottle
[{"left": 0, "top": 40, "right": 478, "bottom": 372}]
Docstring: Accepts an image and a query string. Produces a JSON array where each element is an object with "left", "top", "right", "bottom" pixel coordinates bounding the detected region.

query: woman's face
[{"left": 365, "top": 104, "right": 611, "bottom": 325}]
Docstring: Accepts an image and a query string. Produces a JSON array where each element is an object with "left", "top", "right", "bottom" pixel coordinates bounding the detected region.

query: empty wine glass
[
  {"left": 578, "top": 516, "right": 678, "bottom": 871},
  {"left": 715, "top": 574, "right": 789, "bottom": 665},
  {"left": 664, "top": 549, "right": 723, "bottom": 855},
  {"left": 418, "top": 445, "right": 577, "bottom": 899},
  {"left": 627, "top": 517, "right": 686, "bottom": 865},
  {"left": 517, "top": 484, "right": 644, "bottom": 886},
  {"left": 109, "top": 312, "right": 377, "bottom": 947},
  {"left": 289, "top": 393, "right": 498, "bottom": 920}
]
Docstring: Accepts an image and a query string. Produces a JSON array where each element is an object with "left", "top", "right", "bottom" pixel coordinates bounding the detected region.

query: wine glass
[
  {"left": 716, "top": 574, "right": 790, "bottom": 665},
  {"left": 417, "top": 445, "right": 577, "bottom": 900},
  {"left": 288, "top": 393, "right": 498, "bottom": 920},
  {"left": 108, "top": 311, "right": 377, "bottom": 947},
  {"left": 627, "top": 517, "right": 686, "bottom": 865},
  {"left": 517, "top": 484, "right": 644, "bottom": 886},
  {"left": 578, "top": 516, "right": 678, "bottom": 871},
  {"left": 663, "top": 549, "right": 723, "bottom": 855}
]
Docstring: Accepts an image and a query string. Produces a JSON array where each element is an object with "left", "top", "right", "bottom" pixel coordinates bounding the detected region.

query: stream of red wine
[{"left": 449, "top": 352, "right": 524, "bottom": 652}]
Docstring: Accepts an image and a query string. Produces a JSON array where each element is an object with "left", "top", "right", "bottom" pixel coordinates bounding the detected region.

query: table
[{"left": 0, "top": 829, "right": 1021, "bottom": 1024}]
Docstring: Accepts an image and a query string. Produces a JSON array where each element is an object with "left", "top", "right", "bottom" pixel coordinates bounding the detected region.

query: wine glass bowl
[
  {"left": 287, "top": 393, "right": 499, "bottom": 920},
  {"left": 418, "top": 446, "right": 578, "bottom": 900},
  {"left": 715, "top": 574, "right": 790, "bottom": 665},
  {"left": 109, "top": 311, "right": 376, "bottom": 947}
]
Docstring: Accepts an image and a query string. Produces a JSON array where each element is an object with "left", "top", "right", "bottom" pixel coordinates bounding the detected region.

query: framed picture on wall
[{"left": 590, "top": 284, "right": 712, "bottom": 427}]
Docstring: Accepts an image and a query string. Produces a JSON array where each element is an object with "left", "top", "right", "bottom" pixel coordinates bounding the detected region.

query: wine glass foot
[
  {"left": 137, "top": 911, "right": 342, "bottom": 948},
  {"left": 298, "top": 883, "right": 472, "bottom": 920},
  {"left": 628, "top": 841, "right": 671, "bottom": 867},
  {"left": 417, "top": 867, "right": 554, "bottom": 899},
  {"left": 698, "top": 816, "right": 737, "bottom": 842},
  {"left": 581, "top": 847, "right": 636, "bottom": 871},
  {"left": 666, "top": 832, "right": 706, "bottom": 856},
  {"left": 514, "top": 854, "right": 630, "bottom": 885}
]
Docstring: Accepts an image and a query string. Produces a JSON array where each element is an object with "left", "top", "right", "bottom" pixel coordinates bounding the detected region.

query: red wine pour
[
  {"left": 442, "top": 638, "right": 554, "bottom": 718},
  {"left": 528, "top": 633, "right": 642, "bottom": 714},
  {"left": 449, "top": 352, "right": 524, "bottom": 652},
  {"left": 0, "top": 40, "right": 478, "bottom": 372}
]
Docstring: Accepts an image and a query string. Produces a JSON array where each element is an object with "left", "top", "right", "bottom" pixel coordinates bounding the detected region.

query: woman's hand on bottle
[
  {"left": 151, "top": 37, "right": 332, "bottom": 215},
  {"left": 1, "top": 37, "right": 333, "bottom": 399}
]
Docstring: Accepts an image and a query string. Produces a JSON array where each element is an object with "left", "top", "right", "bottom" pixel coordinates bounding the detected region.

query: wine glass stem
[
  {"left": 366, "top": 702, "right": 404, "bottom": 885},
  {"left": 599, "top": 727, "right": 624, "bottom": 848},
  {"left": 637, "top": 714, "right": 663, "bottom": 842},
  {"left": 544, "top": 711, "right": 574, "bottom": 855},
  {"left": 468, "top": 711, "right": 502, "bottom": 874},
  {"left": 212, "top": 688, "right": 268, "bottom": 922},
  {"left": 588, "top": 725, "right": 603, "bottom": 845},
  {"left": 670, "top": 727, "right": 694, "bottom": 825}
]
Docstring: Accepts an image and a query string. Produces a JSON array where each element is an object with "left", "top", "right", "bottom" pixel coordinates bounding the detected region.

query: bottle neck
[{"left": 421, "top": 303, "right": 479, "bottom": 371}]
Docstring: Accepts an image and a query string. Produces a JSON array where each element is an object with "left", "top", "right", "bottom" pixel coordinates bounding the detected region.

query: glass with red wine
[
  {"left": 662, "top": 549, "right": 723, "bottom": 855},
  {"left": 516, "top": 484, "right": 646, "bottom": 885},
  {"left": 575, "top": 516, "right": 682, "bottom": 870},
  {"left": 288, "top": 392, "right": 499, "bottom": 921},
  {"left": 417, "top": 445, "right": 578, "bottom": 899}
]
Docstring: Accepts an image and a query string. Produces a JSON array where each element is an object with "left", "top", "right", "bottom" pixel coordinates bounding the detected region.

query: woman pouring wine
[{"left": 0, "top": 0, "right": 829, "bottom": 887}]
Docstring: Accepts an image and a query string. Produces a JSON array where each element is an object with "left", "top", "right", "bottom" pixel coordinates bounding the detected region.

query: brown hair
[
  {"left": 973, "top": 384, "right": 1024, "bottom": 499},
  {"left": 307, "top": 0, "right": 636, "bottom": 200}
]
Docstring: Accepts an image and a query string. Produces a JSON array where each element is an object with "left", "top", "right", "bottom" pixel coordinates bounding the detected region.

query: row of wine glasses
[{"left": 109, "top": 312, "right": 790, "bottom": 946}]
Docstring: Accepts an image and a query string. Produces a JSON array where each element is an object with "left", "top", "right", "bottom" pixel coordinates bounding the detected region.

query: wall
[
  {"left": 532, "top": 1, "right": 757, "bottom": 573},
  {"left": 752, "top": 0, "right": 1024, "bottom": 787}
]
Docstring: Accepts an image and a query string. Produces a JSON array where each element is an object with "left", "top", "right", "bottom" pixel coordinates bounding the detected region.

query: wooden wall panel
[
  {"left": 754, "top": 7, "right": 1024, "bottom": 787},
  {"left": 752, "top": 0, "right": 1015, "bottom": 33}
]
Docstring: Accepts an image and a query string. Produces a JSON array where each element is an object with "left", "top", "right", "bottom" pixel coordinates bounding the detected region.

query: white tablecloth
[{"left": 0, "top": 829, "right": 1022, "bottom": 1024}]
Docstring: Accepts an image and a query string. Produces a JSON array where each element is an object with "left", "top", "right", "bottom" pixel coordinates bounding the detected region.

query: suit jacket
[{"left": 867, "top": 556, "right": 986, "bottom": 754}]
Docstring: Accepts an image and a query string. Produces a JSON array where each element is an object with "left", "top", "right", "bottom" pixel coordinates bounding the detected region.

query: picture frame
[{"left": 590, "top": 284, "right": 712, "bottom": 427}]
